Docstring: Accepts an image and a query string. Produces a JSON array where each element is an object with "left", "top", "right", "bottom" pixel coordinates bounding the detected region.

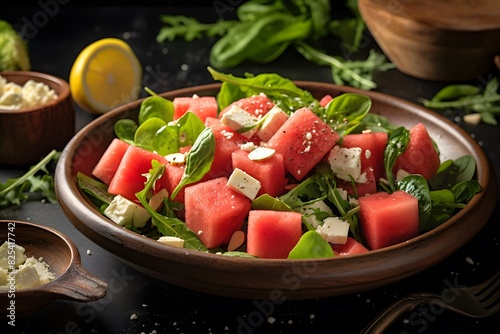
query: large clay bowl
[
  {"left": 0, "top": 220, "right": 107, "bottom": 314},
  {"left": 54, "top": 82, "right": 497, "bottom": 300}
]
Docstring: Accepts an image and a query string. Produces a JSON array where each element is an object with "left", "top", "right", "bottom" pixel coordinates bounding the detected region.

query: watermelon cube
[
  {"left": 330, "top": 237, "right": 369, "bottom": 256},
  {"left": 173, "top": 96, "right": 218, "bottom": 123},
  {"left": 156, "top": 162, "right": 187, "bottom": 203},
  {"left": 393, "top": 123, "right": 440, "bottom": 180},
  {"left": 341, "top": 131, "right": 388, "bottom": 180},
  {"left": 266, "top": 107, "right": 339, "bottom": 181},
  {"left": 319, "top": 94, "right": 333, "bottom": 107},
  {"left": 358, "top": 190, "right": 419, "bottom": 250},
  {"left": 184, "top": 177, "right": 251, "bottom": 248},
  {"left": 92, "top": 138, "right": 130, "bottom": 185},
  {"left": 231, "top": 149, "right": 286, "bottom": 197},
  {"left": 219, "top": 94, "right": 274, "bottom": 119},
  {"left": 246, "top": 210, "right": 303, "bottom": 259},
  {"left": 204, "top": 118, "right": 249, "bottom": 179},
  {"left": 107, "top": 145, "right": 167, "bottom": 202}
]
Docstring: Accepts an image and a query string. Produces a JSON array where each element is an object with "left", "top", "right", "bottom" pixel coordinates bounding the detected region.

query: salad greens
[
  {"left": 156, "top": 0, "right": 394, "bottom": 89},
  {"left": 0, "top": 19, "right": 30, "bottom": 71},
  {"left": 422, "top": 78, "right": 500, "bottom": 126},
  {"left": 0, "top": 150, "right": 59, "bottom": 208},
  {"left": 78, "top": 69, "right": 481, "bottom": 258}
]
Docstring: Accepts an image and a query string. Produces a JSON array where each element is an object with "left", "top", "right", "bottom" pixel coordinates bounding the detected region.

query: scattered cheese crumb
[{"left": 130, "top": 314, "right": 138, "bottom": 320}]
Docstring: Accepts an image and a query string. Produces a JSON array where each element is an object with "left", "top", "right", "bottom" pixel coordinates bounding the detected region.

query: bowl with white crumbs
[
  {"left": 0, "top": 71, "right": 75, "bottom": 165},
  {"left": 0, "top": 220, "right": 107, "bottom": 315}
]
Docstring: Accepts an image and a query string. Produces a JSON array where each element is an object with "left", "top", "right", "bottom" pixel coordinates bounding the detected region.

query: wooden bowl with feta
[
  {"left": 54, "top": 81, "right": 496, "bottom": 300},
  {"left": 0, "top": 220, "right": 107, "bottom": 315},
  {"left": 0, "top": 71, "right": 75, "bottom": 165}
]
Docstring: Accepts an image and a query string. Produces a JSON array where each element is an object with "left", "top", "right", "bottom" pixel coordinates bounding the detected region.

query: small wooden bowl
[
  {"left": 0, "top": 71, "right": 75, "bottom": 165},
  {"left": 0, "top": 220, "right": 107, "bottom": 315},
  {"left": 358, "top": 0, "right": 500, "bottom": 81}
]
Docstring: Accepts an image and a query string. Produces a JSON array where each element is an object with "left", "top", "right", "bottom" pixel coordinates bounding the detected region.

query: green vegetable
[
  {"left": 288, "top": 230, "right": 334, "bottom": 259},
  {"left": 0, "top": 20, "right": 30, "bottom": 71},
  {"left": 0, "top": 150, "right": 58, "bottom": 208},
  {"left": 135, "top": 160, "right": 207, "bottom": 251},
  {"left": 421, "top": 78, "right": 500, "bottom": 125},
  {"left": 156, "top": 1, "right": 393, "bottom": 90},
  {"left": 171, "top": 126, "right": 215, "bottom": 199}
]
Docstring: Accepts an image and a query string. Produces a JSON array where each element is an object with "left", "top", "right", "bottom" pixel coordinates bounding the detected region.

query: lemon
[{"left": 69, "top": 38, "right": 142, "bottom": 114}]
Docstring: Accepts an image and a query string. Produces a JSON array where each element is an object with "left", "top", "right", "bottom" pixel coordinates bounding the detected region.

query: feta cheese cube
[
  {"left": 302, "top": 200, "right": 334, "bottom": 228},
  {"left": 15, "top": 264, "right": 41, "bottom": 289},
  {"left": 104, "top": 195, "right": 151, "bottom": 228},
  {"left": 316, "top": 217, "right": 350, "bottom": 244},
  {"left": 226, "top": 168, "right": 261, "bottom": 200},
  {"left": 328, "top": 146, "right": 362, "bottom": 182},
  {"left": 256, "top": 105, "right": 289, "bottom": 142},
  {"left": 0, "top": 241, "right": 26, "bottom": 270},
  {"left": 220, "top": 105, "right": 260, "bottom": 139}
]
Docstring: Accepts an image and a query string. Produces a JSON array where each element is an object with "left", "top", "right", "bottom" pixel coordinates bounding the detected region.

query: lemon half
[{"left": 70, "top": 38, "right": 142, "bottom": 114}]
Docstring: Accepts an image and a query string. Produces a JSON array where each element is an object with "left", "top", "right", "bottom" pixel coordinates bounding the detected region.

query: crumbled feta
[
  {"left": 220, "top": 105, "right": 259, "bottom": 139},
  {"left": 104, "top": 195, "right": 151, "bottom": 228},
  {"left": 0, "top": 241, "right": 55, "bottom": 290},
  {"left": 316, "top": 217, "right": 350, "bottom": 244},
  {"left": 0, "top": 75, "right": 58, "bottom": 110},
  {"left": 226, "top": 168, "right": 261, "bottom": 200},
  {"left": 328, "top": 146, "right": 362, "bottom": 182}
]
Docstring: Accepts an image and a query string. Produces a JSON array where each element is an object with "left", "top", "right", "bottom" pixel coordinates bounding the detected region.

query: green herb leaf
[
  {"left": 171, "top": 127, "right": 215, "bottom": 199},
  {"left": 0, "top": 150, "right": 59, "bottom": 208},
  {"left": 288, "top": 230, "right": 334, "bottom": 259}
]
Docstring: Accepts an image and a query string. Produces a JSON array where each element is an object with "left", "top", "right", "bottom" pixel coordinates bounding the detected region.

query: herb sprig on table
[
  {"left": 421, "top": 78, "right": 500, "bottom": 125},
  {"left": 156, "top": 0, "right": 393, "bottom": 90},
  {"left": 0, "top": 150, "right": 59, "bottom": 208}
]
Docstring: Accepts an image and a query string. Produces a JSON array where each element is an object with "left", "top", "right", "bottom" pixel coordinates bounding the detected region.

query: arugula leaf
[{"left": 0, "top": 150, "right": 59, "bottom": 208}]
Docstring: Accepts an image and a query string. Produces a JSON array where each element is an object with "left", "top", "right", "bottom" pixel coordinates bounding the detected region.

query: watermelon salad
[{"left": 77, "top": 67, "right": 481, "bottom": 259}]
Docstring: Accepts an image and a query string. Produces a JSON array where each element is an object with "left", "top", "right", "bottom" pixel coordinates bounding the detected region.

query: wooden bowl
[
  {"left": 358, "top": 0, "right": 500, "bottom": 81},
  {"left": 54, "top": 82, "right": 497, "bottom": 300},
  {"left": 0, "top": 71, "right": 75, "bottom": 165},
  {"left": 0, "top": 220, "right": 107, "bottom": 315}
]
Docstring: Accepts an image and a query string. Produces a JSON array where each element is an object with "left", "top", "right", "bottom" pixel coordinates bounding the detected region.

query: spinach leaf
[
  {"left": 251, "top": 194, "right": 292, "bottom": 211},
  {"left": 171, "top": 127, "right": 215, "bottom": 199},
  {"left": 383, "top": 126, "right": 410, "bottom": 192},
  {"left": 138, "top": 95, "right": 175, "bottom": 125},
  {"left": 114, "top": 119, "right": 138, "bottom": 144},
  {"left": 136, "top": 160, "right": 207, "bottom": 251},
  {"left": 134, "top": 117, "right": 167, "bottom": 153},
  {"left": 398, "top": 175, "right": 432, "bottom": 233},
  {"left": 323, "top": 92, "right": 371, "bottom": 136},
  {"left": 428, "top": 155, "right": 476, "bottom": 190},
  {"left": 288, "top": 230, "right": 334, "bottom": 259}
]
